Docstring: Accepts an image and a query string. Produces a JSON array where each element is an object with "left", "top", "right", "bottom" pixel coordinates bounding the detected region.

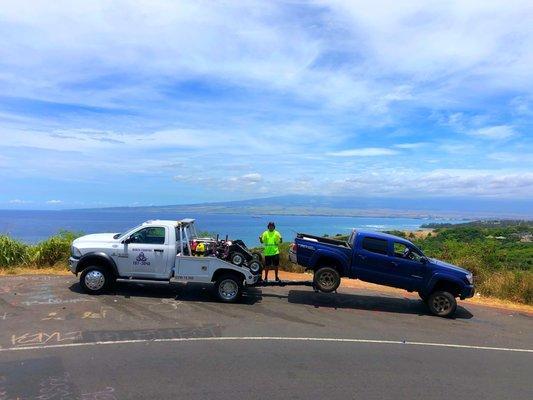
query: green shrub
[
  {"left": 0, "top": 235, "right": 31, "bottom": 267},
  {"left": 30, "top": 231, "right": 81, "bottom": 268}
]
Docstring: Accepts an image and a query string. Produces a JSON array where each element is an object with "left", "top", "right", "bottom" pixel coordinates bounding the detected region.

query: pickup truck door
[
  {"left": 175, "top": 256, "right": 211, "bottom": 283},
  {"left": 354, "top": 236, "right": 397, "bottom": 286},
  {"left": 116, "top": 226, "right": 171, "bottom": 278},
  {"left": 388, "top": 241, "right": 425, "bottom": 290}
]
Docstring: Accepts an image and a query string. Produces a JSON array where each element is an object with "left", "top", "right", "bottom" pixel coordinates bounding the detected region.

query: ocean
[{"left": 0, "top": 209, "right": 463, "bottom": 246}]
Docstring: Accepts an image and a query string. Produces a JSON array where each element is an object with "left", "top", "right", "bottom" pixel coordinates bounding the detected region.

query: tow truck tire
[
  {"left": 214, "top": 273, "right": 243, "bottom": 303},
  {"left": 248, "top": 260, "right": 263, "bottom": 275},
  {"left": 230, "top": 252, "right": 245, "bottom": 266},
  {"left": 314, "top": 267, "right": 341, "bottom": 293},
  {"left": 427, "top": 291, "right": 457, "bottom": 317},
  {"left": 79, "top": 266, "right": 110, "bottom": 294}
]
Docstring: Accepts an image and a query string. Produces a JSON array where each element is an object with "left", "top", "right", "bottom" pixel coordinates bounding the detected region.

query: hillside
[{"left": 79, "top": 195, "right": 533, "bottom": 219}]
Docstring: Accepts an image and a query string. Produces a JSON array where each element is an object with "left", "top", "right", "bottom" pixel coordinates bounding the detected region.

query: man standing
[{"left": 259, "top": 222, "right": 282, "bottom": 282}]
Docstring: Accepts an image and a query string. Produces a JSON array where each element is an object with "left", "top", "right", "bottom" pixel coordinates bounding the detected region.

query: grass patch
[{"left": 0, "top": 231, "right": 82, "bottom": 272}]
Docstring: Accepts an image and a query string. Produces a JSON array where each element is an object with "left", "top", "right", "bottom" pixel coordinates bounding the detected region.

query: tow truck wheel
[
  {"left": 314, "top": 267, "right": 341, "bottom": 293},
  {"left": 230, "top": 252, "right": 245, "bottom": 266},
  {"left": 80, "top": 266, "right": 109, "bottom": 294},
  {"left": 427, "top": 291, "right": 457, "bottom": 317},
  {"left": 214, "top": 273, "right": 243, "bottom": 303},
  {"left": 248, "top": 260, "right": 262, "bottom": 275}
]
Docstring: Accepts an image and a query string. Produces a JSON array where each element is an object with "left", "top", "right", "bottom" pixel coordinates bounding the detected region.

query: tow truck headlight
[
  {"left": 71, "top": 246, "right": 82, "bottom": 258},
  {"left": 466, "top": 273, "right": 473, "bottom": 285}
]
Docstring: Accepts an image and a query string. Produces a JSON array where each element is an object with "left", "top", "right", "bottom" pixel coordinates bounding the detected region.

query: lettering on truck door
[{"left": 127, "top": 226, "right": 170, "bottom": 278}]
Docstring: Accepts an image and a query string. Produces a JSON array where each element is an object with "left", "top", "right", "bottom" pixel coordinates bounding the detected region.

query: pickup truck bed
[{"left": 295, "top": 233, "right": 350, "bottom": 247}]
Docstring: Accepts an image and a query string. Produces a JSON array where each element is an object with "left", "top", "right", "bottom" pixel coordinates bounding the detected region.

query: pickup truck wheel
[
  {"left": 80, "top": 266, "right": 109, "bottom": 294},
  {"left": 248, "top": 260, "right": 263, "bottom": 275},
  {"left": 230, "top": 252, "right": 245, "bottom": 266},
  {"left": 314, "top": 267, "right": 341, "bottom": 293},
  {"left": 215, "top": 274, "right": 243, "bottom": 303},
  {"left": 427, "top": 291, "right": 457, "bottom": 317}
]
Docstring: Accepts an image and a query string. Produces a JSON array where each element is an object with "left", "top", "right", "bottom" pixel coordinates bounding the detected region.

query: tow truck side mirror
[{"left": 123, "top": 237, "right": 132, "bottom": 245}]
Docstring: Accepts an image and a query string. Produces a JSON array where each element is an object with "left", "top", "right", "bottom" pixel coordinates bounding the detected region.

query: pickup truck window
[
  {"left": 130, "top": 227, "right": 166, "bottom": 245},
  {"left": 393, "top": 242, "right": 409, "bottom": 258},
  {"left": 362, "top": 237, "right": 388, "bottom": 255},
  {"left": 394, "top": 241, "right": 424, "bottom": 262}
]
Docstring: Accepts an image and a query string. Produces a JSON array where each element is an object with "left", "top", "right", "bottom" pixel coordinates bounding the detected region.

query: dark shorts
[{"left": 264, "top": 254, "right": 280, "bottom": 268}]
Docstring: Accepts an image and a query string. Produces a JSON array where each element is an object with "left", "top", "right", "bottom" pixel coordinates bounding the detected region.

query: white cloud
[
  {"left": 173, "top": 172, "right": 263, "bottom": 191},
  {"left": 488, "top": 152, "right": 533, "bottom": 163},
  {"left": 238, "top": 173, "right": 262, "bottom": 183},
  {"left": 468, "top": 125, "right": 517, "bottom": 140},
  {"left": 325, "top": 168, "right": 533, "bottom": 198},
  {"left": 394, "top": 142, "right": 428, "bottom": 149},
  {"left": 8, "top": 199, "right": 32, "bottom": 204},
  {"left": 46, "top": 199, "right": 62, "bottom": 204},
  {"left": 328, "top": 148, "right": 398, "bottom": 157}
]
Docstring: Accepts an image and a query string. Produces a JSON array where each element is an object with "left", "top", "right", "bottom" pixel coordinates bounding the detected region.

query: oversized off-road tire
[
  {"left": 230, "top": 252, "right": 245, "bottom": 266},
  {"left": 80, "top": 266, "right": 111, "bottom": 294},
  {"left": 252, "top": 251, "right": 263, "bottom": 262},
  {"left": 214, "top": 273, "right": 243, "bottom": 303},
  {"left": 314, "top": 267, "right": 341, "bottom": 293},
  {"left": 248, "top": 260, "right": 263, "bottom": 275},
  {"left": 427, "top": 291, "right": 457, "bottom": 317}
]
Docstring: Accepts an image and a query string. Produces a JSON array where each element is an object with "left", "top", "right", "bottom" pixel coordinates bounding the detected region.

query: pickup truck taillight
[{"left": 290, "top": 243, "right": 297, "bottom": 252}]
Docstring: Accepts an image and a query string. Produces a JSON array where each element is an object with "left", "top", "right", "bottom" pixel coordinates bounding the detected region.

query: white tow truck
[{"left": 69, "top": 219, "right": 259, "bottom": 302}]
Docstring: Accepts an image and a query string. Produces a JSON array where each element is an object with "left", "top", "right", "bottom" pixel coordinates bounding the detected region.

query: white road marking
[{"left": 0, "top": 336, "right": 532, "bottom": 353}]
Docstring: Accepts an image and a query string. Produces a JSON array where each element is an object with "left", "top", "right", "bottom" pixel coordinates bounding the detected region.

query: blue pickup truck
[{"left": 289, "top": 230, "right": 474, "bottom": 317}]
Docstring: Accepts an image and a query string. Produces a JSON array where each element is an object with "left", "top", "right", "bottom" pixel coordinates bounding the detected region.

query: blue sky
[{"left": 0, "top": 0, "right": 532, "bottom": 209}]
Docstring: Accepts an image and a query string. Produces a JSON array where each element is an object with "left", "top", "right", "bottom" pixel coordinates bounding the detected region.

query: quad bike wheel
[
  {"left": 230, "top": 252, "right": 245, "bottom": 266},
  {"left": 248, "top": 260, "right": 263, "bottom": 275}
]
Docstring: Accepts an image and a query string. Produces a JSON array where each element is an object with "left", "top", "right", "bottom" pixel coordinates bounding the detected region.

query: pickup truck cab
[
  {"left": 69, "top": 219, "right": 259, "bottom": 302},
  {"left": 290, "top": 230, "right": 474, "bottom": 317}
]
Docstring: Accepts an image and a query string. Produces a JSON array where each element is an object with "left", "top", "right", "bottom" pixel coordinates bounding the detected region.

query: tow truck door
[{"left": 119, "top": 226, "right": 170, "bottom": 278}]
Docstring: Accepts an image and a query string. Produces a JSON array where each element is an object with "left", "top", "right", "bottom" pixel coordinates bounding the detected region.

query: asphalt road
[{"left": 0, "top": 275, "right": 531, "bottom": 399}]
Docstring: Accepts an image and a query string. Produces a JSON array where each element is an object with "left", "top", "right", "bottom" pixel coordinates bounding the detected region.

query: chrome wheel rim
[
  {"left": 232, "top": 254, "right": 243, "bottom": 265},
  {"left": 318, "top": 271, "right": 336, "bottom": 289},
  {"left": 85, "top": 270, "right": 105, "bottom": 291},
  {"left": 432, "top": 295, "right": 451, "bottom": 313},
  {"left": 219, "top": 279, "right": 238, "bottom": 300}
]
